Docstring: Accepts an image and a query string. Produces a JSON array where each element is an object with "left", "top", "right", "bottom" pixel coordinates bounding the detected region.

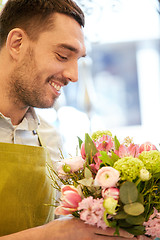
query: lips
[
  {"left": 48, "top": 80, "right": 62, "bottom": 98},
  {"left": 49, "top": 80, "right": 61, "bottom": 92},
  {"left": 48, "top": 76, "right": 68, "bottom": 97}
]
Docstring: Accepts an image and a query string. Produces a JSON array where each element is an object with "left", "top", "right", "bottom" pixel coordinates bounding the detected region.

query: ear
[{"left": 6, "top": 28, "right": 28, "bottom": 60}]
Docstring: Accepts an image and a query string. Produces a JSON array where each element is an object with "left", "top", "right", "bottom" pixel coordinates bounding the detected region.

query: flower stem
[{"left": 135, "top": 178, "right": 141, "bottom": 186}]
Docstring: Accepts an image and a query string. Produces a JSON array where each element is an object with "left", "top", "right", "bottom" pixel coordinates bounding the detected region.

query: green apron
[{"left": 0, "top": 139, "right": 55, "bottom": 236}]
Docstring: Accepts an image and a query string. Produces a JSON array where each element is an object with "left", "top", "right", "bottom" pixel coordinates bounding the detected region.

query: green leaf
[
  {"left": 78, "top": 177, "right": 93, "bottom": 187},
  {"left": 137, "top": 193, "right": 144, "bottom": 204},
  {"left": 118, "top": 219, "right": 132, "bottom": 228},
  {"left": 120, "top": 181, "right": 138, "bottom": 204},
  {"left": 99, "top": 151, "right": 114, "bottom": 166},
  {"left": 87, "top": 186, "right": 101, "bottom": 195},
  {"left": 122, "top": 225, "right": 145, "bottom": 236},
  {"left": 77, "top": 136, "right": 83, "bottom": 150},
  {"left": 111, "top": 151, "right": 119, "bottom": 162},
  {"left": 76, "top": 185, "right": 83, "bottom": 196},
  {"left": 84, "top": 167, "right": 92, "bottom": 179},
  {"left": 114, "top": 211, "right": 128, "bottom": 219},
  {"left": 72, "top": 211, "right": 80, "bottom": 218},
  {"left": 107, "top": 220, "right": 117, "bottom": 228},
  {"left": 100, "top": 163, "right": 106, "bottom": 168},
  {"left": 153, "top": 172, "right": 160, "bottom": 179},
  {"left": 124, "top": 202, "right": 144, "bottom": 216},
  {"left": 114, "top": 135, "right": 120, "bottom": 151},
  {"left": 85, "top": 133, "right": 98, "bottom": 163},
  {"left": 126, "top": 215, "right": 145, "bottom": 225}
]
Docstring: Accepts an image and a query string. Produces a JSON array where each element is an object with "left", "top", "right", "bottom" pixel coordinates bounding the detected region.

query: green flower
[
  {"left": 63, "top": 164, "right": 71, "bottom": 173},
  {"left": 103, "top": 197, "right": 118, "bottom": 214},
  {"left": 139, "top": 150, "right": 160, "bottom": 173},
  {"left": 91, "top": 130, "right": 112, "bottom": 141},
  {"left": 140, "top": 168, "right": 151, "bottom": 181},
  {"left": 113, "top": 157, "right": 144, "bottom": 181}
]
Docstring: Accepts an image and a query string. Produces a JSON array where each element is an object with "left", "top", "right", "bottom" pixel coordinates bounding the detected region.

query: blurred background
[{"left": 1, "top": 0, "right": 160, "bottom": 154}]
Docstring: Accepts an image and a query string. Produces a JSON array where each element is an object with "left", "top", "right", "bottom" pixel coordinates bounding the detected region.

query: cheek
[
  {"left": 36, "top": 57, "right": 64, "bottom": 76},
  {"left": 34, "top": 45, "right": 66, "bottom": 75}
]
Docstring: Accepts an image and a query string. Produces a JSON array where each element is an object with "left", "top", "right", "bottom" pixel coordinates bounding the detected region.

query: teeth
[{"left": 50, "top": 81, "right": 61, "bottom": 91}]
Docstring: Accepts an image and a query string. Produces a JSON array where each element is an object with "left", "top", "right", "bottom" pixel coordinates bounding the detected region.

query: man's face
[{"left": 9, "top": 13, "right": 86, "bottom": 109}]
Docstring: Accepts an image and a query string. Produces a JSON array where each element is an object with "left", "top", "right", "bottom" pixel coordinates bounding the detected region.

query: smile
[{"left": 49, "top": 80, "right": 61, "bottom": 92}]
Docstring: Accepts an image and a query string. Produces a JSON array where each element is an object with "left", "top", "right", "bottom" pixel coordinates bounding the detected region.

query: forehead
[{"left": 36, "top": 13, "right": 86, "bottom": 57}]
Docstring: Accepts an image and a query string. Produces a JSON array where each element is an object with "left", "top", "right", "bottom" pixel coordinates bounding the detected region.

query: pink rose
[
  {"left": 102, "top": 187, "right": 119, "bottom": 200},
  {"left": 58, "top": 156, "right": 85, "bottom": 177},
  {"left": 139, "top": 142, "right": 157, "bottom": 153},
  {"left": 55, "top": 185, "right": 82, "bottom": 215},
  {"left": 94, "top": 166, "right": 120, "bottom": 188}
]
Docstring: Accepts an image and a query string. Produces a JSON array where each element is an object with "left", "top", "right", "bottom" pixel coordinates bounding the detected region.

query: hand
[
  {"left": 0, "top": 216, "right": 152, "bottom": 240},
  {"left": 42, "top": 216, "right": 136, "bottom": 240}
]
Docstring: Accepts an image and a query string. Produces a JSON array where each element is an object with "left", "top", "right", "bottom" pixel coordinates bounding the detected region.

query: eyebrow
[{"left": 57, "top": 43, "right": 86, "bottom": 58}]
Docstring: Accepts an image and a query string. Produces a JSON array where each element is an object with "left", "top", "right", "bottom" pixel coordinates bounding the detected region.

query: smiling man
[
  {"left": 0, "top": 1, "right": 151, "bottom": 240},
  {"left": 0, "top": 4, "right": 86, "bottom": 125}
]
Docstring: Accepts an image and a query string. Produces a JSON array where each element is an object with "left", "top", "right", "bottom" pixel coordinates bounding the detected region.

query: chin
[
  {"left": 31, "top": 96, "right": 58, "bottom": 109},
  {"left": 38, "top": 99, "right": 57, "bottom": 109}
]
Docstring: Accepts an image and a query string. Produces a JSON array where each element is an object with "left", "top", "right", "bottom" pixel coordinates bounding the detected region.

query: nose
[{"left": 63, "top": 61, "right": 78, "bottom": 82}]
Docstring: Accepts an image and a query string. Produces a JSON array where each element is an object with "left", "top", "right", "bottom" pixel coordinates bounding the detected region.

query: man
[{"left": 0, "top": 0, "right": 151, "bottom": 239}]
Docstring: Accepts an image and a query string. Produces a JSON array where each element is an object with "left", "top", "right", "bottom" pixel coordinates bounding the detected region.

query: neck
[{"left": 0, "top": 99, "right": 29, "bottom": 125}]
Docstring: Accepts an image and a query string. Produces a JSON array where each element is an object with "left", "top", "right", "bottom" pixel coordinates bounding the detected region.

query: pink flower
[
  {"left": 81, "top": 143, "right": 86, "bottom": 159},
  {"left": 94, "top": 167, "right": 120, "bottom": 188},
  {"left": 55, "top": 185, "right": 82, "bottom": 215},
  {"left": 78, "top": 196, "right": 107, "bottom": 230},
  {"left": 115, "top": 144, "right": 140, "bottom": 158},
  {"left": 102, "top": 187, "right": 120, "bottom": 200},
  {"left": 81, "top": 141, "right": 105, "bottom": 171},
  {"left": 58, "top": 156, "right": 85, "bottom": 177},
  {"left": 81, "top": 135, "right": 113, "bottom": 171},
  {"left": 92, "top": 152, "right": 103, "bottom": 171},
  {"left": 95, "top": 135, "right": 113, "bottom": 152},
  {"left": 139, "top": 142, "right": 157, "bottom": 153},
  {"left": 89, "top": 163, "right": 99, "bottom": 174},
  {"left": 144, "top": 208, "right": 160, "bottom": 238}
]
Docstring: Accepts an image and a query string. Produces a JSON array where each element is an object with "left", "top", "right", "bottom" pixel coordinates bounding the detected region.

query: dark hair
[{"left": 0, "top": 0, "right": 85, "bottom": 48}]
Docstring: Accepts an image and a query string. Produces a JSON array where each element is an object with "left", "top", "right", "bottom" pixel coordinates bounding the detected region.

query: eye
[{"left": 56, "top": 53, "right": 68, "bottom": 61}]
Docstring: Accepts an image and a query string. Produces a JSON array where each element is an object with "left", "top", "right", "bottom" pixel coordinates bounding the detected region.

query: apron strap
[{"left": 33, "top": 130, "right": 46, "bottom": 147}]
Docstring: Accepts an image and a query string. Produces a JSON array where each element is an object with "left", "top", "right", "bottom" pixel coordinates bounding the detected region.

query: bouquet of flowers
[{"left": 49, "top": 130, "right": 160, "bottom": 238}]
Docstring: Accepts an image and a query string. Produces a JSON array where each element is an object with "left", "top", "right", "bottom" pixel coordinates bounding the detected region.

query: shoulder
[
  {"left": 38, "top": 115, "right": 58, "bottom": 134},
  {"left": 37, "top": 115, "right": 63, "bottom": 162}
]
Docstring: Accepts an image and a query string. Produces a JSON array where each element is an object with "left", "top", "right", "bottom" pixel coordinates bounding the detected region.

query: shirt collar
[
  {"left": 0, "top": 107, "right": 40, "bottom": 131},
  {"left": 22, "top": 107, "right": 40, "bottom": 130}
]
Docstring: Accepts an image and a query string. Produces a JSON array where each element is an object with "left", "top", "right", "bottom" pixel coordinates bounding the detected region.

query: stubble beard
[{"left": 8, "top": 48, "right": 58, "bottom": 109}]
